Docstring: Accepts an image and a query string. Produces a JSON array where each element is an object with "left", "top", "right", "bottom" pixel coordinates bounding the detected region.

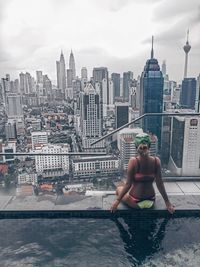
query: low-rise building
[
  {"left": 31, "top": 131, "right": 48, "bottom": 149},
  {"left": 72, "top": 155, "right": 119, "bottom": 179},
  {"left": 18, "top": 172, "right": 37, "bottom": 185},
  {"left": 33, "top": 143, "right": 70, "bottom": 175}
]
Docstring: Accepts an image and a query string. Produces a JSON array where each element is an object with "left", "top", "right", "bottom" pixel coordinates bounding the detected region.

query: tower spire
[
  {"left": 183, "top": 29, "right": 191, "bottom": 79},
  {"left": 151, "top": 36, "right": 154, "bottom": 59},
  {"left": 186, "top": 29, "right": 189, "bottom": 43}
]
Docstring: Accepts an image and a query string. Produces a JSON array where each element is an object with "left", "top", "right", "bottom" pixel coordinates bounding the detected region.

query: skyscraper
[
  {"left": 80, "top": 83, "right": 104, "bottom": 149},
  {"left": 195, "top": 74, "right": 200, "bottom": 112},
  {"left": 36, "top": 71, "right": 43, "bottom": 84},
  {"left": 56, "top": 51, "right": 66, "bottom": 95},
  {"left": 180, "top": 78, "right": 196, "bottom": 109},
  {"left": 115, "top": 102, "right": 129, "bottom": 129},
  {"left": 140, "top": 36, "right": 164, "bottom": 149},
  {"left": 183, "top": 30, "right": 191, "bottom": 79},
  {"left": 111, "top": 73, "right": 120, "bottom": 99},
  {"left": 93, "top": 67, "right": 108, "bottom": 84},
  {"left": 161, "top": 60, "right": 166, "bottom": 77},
  {"left": 69, "top": 50, "right": 76, "bottom": 79},
  {"left": 5, "top": 93, "right": 23, "bottom": 118},
  {"left": 81, "top": 67, "right": 88, "bottom": 80},
  {"left": 43, "top": 75, "right": 53, "bottom": 101},
  {"left": 169, "top": 116, "right": 200, "bottom": 176},
  {"left": 123, "top": 71, "right": 133, "bottom": 101}
]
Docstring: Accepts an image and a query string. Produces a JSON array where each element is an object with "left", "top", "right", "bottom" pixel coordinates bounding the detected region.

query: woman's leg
[{"left": 116, "top": 186, "right": 139, "bottom": 209}]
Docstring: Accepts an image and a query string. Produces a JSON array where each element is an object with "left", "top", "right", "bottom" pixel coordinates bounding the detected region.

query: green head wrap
[{"left": 134, "top": 133, "right": 151, "bottom": 148}]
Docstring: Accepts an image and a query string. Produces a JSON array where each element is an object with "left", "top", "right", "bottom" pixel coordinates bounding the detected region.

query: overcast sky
[{"left": 0, "top": 0, "right": 200, "bottom": 83}]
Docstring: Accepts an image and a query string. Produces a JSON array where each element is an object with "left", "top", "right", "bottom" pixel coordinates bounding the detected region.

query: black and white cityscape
[{"left": 0, "top": 0, "right": 200, "bottom": 196}]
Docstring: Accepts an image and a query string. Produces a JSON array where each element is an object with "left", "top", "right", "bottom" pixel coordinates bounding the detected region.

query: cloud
[
  {"left": 153, "top": 0, "right": 200, "bottom": 21},
  {"left": 0, "top": 0, "right": 199, "bottom": 82}
]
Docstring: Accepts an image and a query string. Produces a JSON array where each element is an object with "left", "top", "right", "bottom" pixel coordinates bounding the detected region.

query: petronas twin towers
[{"left": 56, "top": 50, "right": 76, "bottom": 96}]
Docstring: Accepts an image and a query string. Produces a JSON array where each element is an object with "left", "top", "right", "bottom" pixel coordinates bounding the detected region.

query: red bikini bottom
[{"left": 129, "top": 194, "right": 156, "bottom": 203}]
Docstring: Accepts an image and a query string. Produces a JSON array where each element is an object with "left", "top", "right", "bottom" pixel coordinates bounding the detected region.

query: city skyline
[{"left": 0, "top": 0, "right": 200, "bottom": 82}]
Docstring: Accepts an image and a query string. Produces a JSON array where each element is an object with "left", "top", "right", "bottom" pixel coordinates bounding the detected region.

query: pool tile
[{"left": 176, "top": 182, "right": 200, "bottom": 194}]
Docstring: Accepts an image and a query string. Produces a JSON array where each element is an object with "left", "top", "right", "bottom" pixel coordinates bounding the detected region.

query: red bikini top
[{"left": 133, "top": 157, "right": 158, "bottom": 183}]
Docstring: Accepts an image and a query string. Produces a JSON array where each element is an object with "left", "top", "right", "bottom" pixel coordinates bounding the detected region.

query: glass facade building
[
  {"left": 180, "top": 78, "right": 196, "bottom": 109},
  {"left": 140, "top": 46, "right": 164, "bottom": 149}
]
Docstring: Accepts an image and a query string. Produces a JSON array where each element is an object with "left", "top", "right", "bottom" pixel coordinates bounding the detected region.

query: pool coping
[{"left": 0, "top": 194, "right": 200, "bottom": 219}]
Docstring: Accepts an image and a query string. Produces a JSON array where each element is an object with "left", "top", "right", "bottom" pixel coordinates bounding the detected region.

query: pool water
[{"left": 0, "top": 217, "right": 200, "bottom": 267}]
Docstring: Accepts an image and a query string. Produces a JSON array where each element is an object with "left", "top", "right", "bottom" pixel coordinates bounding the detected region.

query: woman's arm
[
  {"left": 110, "top": 157, "right": 136, "bottom": 212},
  {"left": 155, "top": 157, "right": 175, "bottom": 214}
]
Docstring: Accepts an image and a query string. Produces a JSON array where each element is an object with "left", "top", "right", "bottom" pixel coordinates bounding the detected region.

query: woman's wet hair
[{"left": 134, "top": 133, "right": 151, "bottom": 149}]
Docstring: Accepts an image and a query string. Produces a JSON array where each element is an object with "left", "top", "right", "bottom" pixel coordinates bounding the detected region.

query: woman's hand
[
  {"left": 110, "top": 199, "right": 120, "bottom": 213},
  {"left": 166, "top": 201, "right": 175, "bottom": 214}
]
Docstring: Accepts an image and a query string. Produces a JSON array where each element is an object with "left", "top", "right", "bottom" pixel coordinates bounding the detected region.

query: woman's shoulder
[
  {"left": 150, "top": 156, "right": 161, "bottom": 165},
  {"left": 128, "top": 157, "right": 137, "bottom": 167}
]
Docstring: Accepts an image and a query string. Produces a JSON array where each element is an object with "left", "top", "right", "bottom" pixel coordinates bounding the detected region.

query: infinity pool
[{"left": 0, "top": 217, "right": 199, "bottom": 266}]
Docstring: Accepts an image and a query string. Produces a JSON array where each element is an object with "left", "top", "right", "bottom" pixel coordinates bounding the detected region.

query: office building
[
  {"left": 123, "top": 71, "right": 133, "bottom": 101},
  {"left": 169, "top": 116, "right": 200, "bottom": 176},
  {"left": 180, "top": 78, "right": 196, "bottom": 109},
  {"left": 140, "top": 36, "right": 164, "bottom": 149},
  {"left": 115, "top": 102, "right": 129, "bottom": 129},
  {"left": 111, "top": 73, "right": 120, "bottom": 99},
  {"left": 80, "top": 83, "right": 104, "bottom": 149},
  {"left": 195, "top": 74, "right": 200, "bottom": 112}
]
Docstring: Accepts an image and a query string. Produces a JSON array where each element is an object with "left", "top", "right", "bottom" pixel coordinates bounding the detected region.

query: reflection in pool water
[{"left": 0, "top": 217, "right": 199, "bottom": 266}]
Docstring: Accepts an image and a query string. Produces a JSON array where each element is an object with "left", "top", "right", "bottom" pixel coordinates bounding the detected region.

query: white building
[
  {"left": 31, "top": 131, "right": 48, "bottom": 149},
  {"left": 118, "top": 127, "right": 158, "bottom": 170},
  {"left": 34, "top": 143, "right": 70, "bottom": 174},
  {"left": 18, "top": 173, "right": 37, "bottom": 185},
  {"left": 72, "top": 155, "right": 119, "bottom": 179},
  {"left": 118, "top": 128, "right": 143, "bottom": 170},
  {"left": 16, "top": 119, "right": 25, "bottom": 136},
  {"left": 169, "top": 116, "right": 200, "bottom": 176}
]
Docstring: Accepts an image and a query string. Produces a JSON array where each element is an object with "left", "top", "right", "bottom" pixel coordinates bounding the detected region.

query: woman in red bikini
[{"left": 110, "top": 133, "right": 175, "bottom": 214}]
